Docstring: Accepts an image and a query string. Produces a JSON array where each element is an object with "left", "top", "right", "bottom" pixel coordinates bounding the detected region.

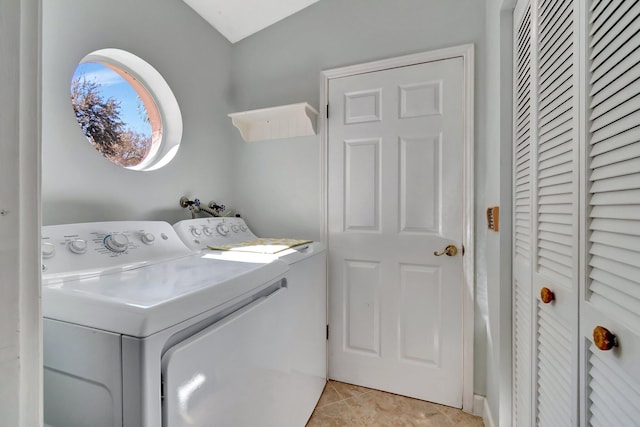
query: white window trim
[{"left": 80, "top": 48, "right": 183, "bottom": 171}]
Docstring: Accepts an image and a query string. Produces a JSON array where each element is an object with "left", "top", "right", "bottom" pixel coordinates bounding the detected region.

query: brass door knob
[
  {"left": 434, "top": 244, "right": 458, "bottom": 257},
  {"left": 593, "top": 326, "right": 617, "bottom": 351},
  {"left": 540, "top": 287, "right": 555, "bottom": 304}
]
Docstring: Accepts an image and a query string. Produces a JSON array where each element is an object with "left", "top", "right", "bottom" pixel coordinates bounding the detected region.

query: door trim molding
[
  {"left": 1, "top": 0, "right": 43, "bottom": 424},
  {"left": 319, "top": 44, "right": 475, "bottom": 411}
]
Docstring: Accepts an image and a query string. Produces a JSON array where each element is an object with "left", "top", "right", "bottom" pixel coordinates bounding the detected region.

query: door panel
[
  {"left": 398, "top": 264, "right": 441, "bottom": 366},
  {"left": 344, "top": 260, "right": 381, "bottom": 355},
  {"left": 400, "top": 136, "right": 440, "bottom": 233},
  {"left": 513, "top": 2, "right": 534, "bottom": 425},
  {"left": 512, "top": 0, "right": 580, "bottom": 424},
  {"left": 344, "top": 139, "right": 380, "bottom": 231},
  {"left": 328, "top": 57, "right": 464, "bottom": 407},
  {"left": 582, "top": 1, "right": 640, "bottom": 425},
  {"left": 514, "top": 0, "right": 640, "bottom": 424},
  {"left": 533, "top": 0, "right": 580, "bottom": 425}
]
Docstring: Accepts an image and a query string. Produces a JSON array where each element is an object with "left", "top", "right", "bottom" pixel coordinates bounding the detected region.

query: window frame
[{"left": 75, "top": 48, "right": 182, "bottom": 171}]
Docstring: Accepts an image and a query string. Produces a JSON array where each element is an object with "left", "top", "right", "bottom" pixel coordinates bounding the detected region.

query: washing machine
[
  {"left": 41, "top": 220, "right": 296, "bottom": 427},
  {"left": 173, "top": 217, "right": 327, "bottom": 425}
]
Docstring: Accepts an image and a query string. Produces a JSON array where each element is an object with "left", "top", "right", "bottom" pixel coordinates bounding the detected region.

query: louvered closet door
[
  {"left": 512, "top": 1, "right": 534, "bottom": 426},
  {"left": 533, "top": 0, "right": 581, "bottom": 425},
  {"left": 581, "top": 1, "right": 640, "bottom": 425},
  {"left": 512, "top": 0, "right": 581, "bottom": 424}
]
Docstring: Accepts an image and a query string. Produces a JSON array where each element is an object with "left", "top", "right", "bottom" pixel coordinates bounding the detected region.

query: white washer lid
[{"left": 42, "top": 253, "right": 288, "bottom": 337}]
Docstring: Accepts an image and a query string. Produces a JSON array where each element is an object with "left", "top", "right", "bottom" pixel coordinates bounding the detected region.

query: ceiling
[{"left": 183, "top": 0, "right": 322, "bottom": 43}]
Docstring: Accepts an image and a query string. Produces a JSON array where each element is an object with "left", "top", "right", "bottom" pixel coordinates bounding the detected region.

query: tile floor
[{"left": 306, "top": 380, "right": 484, "bottom": 427}]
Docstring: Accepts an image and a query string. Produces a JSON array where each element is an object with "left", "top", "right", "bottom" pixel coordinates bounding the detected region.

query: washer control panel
[
  {"left": 173, "top": 217, "right": 257, "bottom": 251},
  {"left": 41, "top": 221, "right": 193, "bottom": 281}
]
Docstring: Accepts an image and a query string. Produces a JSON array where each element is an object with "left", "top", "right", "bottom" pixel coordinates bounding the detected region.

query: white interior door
[
  {"left": 511, "top": 0, "right": 581, "bottom": 424},
  {"left": 581, "top": 1, "right": 640, "bottom": 425},
  {"left": 531, "top": 0, "right": 581, "bottom": 425},
  {"left": 512, "top": 1, "right": 534, "bottom": 425},
  {"left": 327, "top": 57, "right": 465, "bottom": 407}
]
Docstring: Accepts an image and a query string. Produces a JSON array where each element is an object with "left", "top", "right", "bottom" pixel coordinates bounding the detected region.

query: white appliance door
[
  {"left": 281, "top": 251, "right": 327, "bottom": 424},
  {"left": 161, "top": 285, "right": 290, "bottom": 427}
]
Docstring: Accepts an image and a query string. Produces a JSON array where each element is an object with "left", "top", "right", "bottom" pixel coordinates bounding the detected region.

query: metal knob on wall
[
  {"left": 179, "top": 196, "right": 230, "bottom": 218},
  {"left": 179, "top": 196, "right": 203, "bottom": 209},
  {"left": 208, "top": 201, "right": 226, "bottom": 215}
]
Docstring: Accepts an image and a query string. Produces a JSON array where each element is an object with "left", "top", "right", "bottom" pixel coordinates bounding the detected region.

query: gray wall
[
  {"left": 231, "top": 0, "right": 487, "bottom": 242},
  {"left": 42, "top": 0, "right": 235, "bottom": 225},
  {"left": 230, "top": 0, "right": 488, "bottom": 396},
  {"left": 483, "top": 0, "right": 514, "bottom": 423},
  {"left": 42, "top": 0, "right": 499, "bottom": 411}
]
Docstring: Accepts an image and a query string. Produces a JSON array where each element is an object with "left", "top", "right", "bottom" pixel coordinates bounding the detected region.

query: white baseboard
[
  {"left": 472, "top": 394, "right": 496, "bottom": 427},
  {"left": 472, "top": 394, "right": 485, "bottom": 417}
]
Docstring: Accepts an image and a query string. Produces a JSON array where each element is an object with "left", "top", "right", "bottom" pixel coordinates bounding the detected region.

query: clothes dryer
[
  {"left": 42, "top": 221, "right": 292, "bottom": 427},
  {"left": 173, "top": 217, "right": 327, "bottom": 426}
]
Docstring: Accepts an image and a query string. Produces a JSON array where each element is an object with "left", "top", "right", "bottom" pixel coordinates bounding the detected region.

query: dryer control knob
[
  {"left": 105, "top": 234, "right": 129, "bottom": 253},
  {"left": 216, "top": 223, "right": 230, "bottom": 236},
  {"left": 191, "top": 227, "right": 202, "bottom": 237},
  {"left": 231, "top": 225, "right": 240, "bottom": 233},
  {"left": 203, "top": 226, "right": 214, "bottom": 236},
  {"left": 141, "top": 233, "right": 155, "bottom": 245},
  {"left": 42, "top": 242, "right": 56, "bottom": 259},
  {"left": 239, "top": 224, "right": 247, "bottom": 232},
  {"left": 68, "top": 239, "right": 87, "bottom": 254}
]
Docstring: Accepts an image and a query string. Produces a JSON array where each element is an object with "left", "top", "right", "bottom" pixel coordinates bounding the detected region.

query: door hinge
[
  {"left": 326, "top": 324, "right": 329, "bottom": 340},
  {"left": 326, "top": 104, "right": 329, "bottom": 119}
]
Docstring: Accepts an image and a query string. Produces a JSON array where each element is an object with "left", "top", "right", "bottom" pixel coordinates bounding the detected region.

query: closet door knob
[
  {"left": 540, "top": 287, "right": 555, "bottom": 304},
  {"left": 593, "top": 326, "right": 617, "bottom": 351}
]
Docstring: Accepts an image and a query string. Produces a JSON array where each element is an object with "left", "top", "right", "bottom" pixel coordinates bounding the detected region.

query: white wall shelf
[{"left": 228, "top": 102, "right": 318, "bottom": 142}]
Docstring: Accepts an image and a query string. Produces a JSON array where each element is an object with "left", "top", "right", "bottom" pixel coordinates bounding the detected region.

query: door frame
[
  {"left": 319, "top": 44, "right": 475, "bottom": 412},
  {"left": 0, "top": 0, "right": 43, "bottom": 425}
]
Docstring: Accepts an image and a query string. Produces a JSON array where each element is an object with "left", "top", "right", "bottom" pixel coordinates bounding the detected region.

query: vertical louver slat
[
  {"left": 588, "top": 0, "right": 640, "bottom": 335},
  {"left": 513, "top": 3, "right": 533, "bottom": 426},
  {"left": 536, "top": 302, "right": 573, "bottom": 427},
  {"left": 515, "top": 279, "right": 532, "bottom": 426},
  {"left": 516, "top": 4, "right": 533, "bottom": 262},
  {"left": 536, "top": 0, "right": 576, "bottom": 287}
]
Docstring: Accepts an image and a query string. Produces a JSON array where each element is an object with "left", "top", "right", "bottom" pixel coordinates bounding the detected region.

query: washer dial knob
[
  {"left": 191, "top": 227, "right": 202, "bottom": 237},
  {"left": 239, "top": 224, "right": 247, "bottom": 232},
  {"left": 231, "top": 225, "right": 240, "bottom": 233},
  {"left": 68, "top": 239, "right": 87, "bottom": 254},
  {"left": 42, "top": 242, "right": 56, "bottom": 259},
  {"left": 216, "top": 223, "right": 230, "bottom": 236},
  {"left": 105, "top": 234, "right": 129, "bottom": 253},
  {"left": 141, "top": 233, "right": 155, "bottom": 245},
  {"left": 203, "top": 226, "right": 214, "bottom": 236}
]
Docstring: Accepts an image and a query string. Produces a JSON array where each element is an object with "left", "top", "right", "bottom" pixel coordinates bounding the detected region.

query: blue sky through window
[{"left": 73, "top": 62, "right": 152, "bottom": 136}]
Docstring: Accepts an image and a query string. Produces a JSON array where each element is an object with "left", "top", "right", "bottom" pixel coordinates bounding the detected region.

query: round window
[{"left": 70, "top": 49, "right": 182, "bottom": 171}]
